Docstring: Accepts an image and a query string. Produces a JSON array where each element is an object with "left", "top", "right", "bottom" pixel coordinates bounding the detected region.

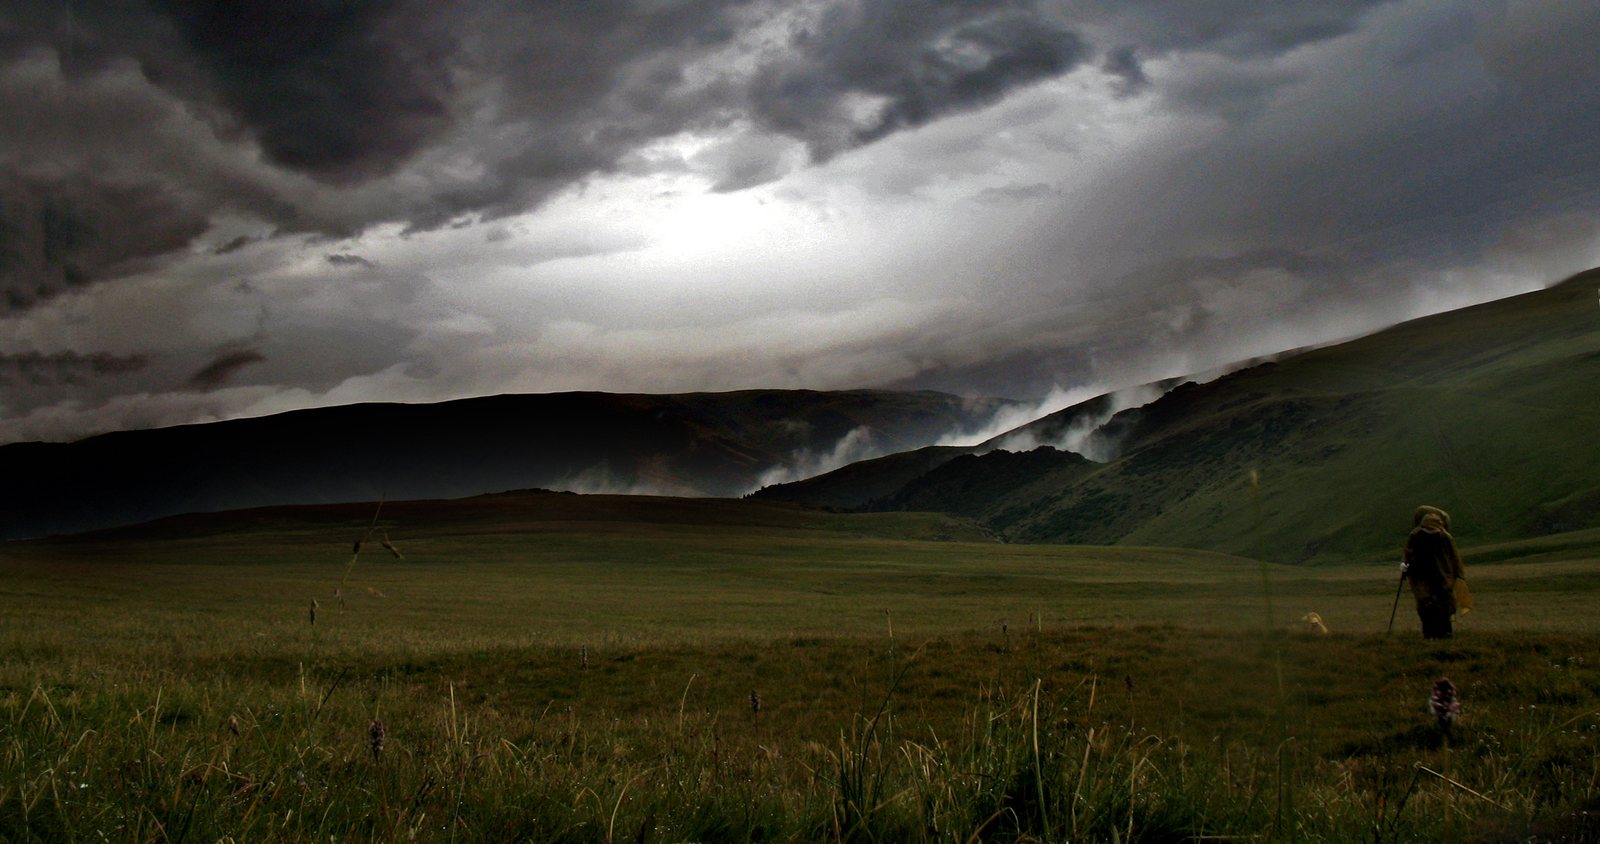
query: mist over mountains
[
  {"left": 6, "top": 268, "right": 1597, "bottom": 561},
  {"left": 760, "top": 268, "right": 1600, "bottom": 561}
]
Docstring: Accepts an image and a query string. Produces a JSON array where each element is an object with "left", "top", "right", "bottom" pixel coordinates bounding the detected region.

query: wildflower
[
  {"left": 369, "top": 719, "right": 386, "bottom": 761},
  {"left": 749, "top": 689, "right": 761, "bottom": 714},
  {"left": 309, "top": 599, "right": 318, "bottom": 625},
  {"left": 1430, "top": 678, "right": 1460, "bottom": 730}
]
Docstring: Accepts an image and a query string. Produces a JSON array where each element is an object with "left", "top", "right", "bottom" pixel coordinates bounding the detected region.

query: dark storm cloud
[
  {"left": 0, "top": 0, "right": 1100, "bottom": 304},
  {"left": 749, "top": 2, "right": 1089, "bottom": 159},
  {"left": 0, "top": 351, "right": 147, "bottom": 386},
  {"left": 188, "top": 347, "right": 266, "bottom": 389},
  {"left": 1076, "top": 0, "right": 1399, "bottom": 58},
  {"left": 0, "top": 170, "right": 210, "bottom": 312},
  {"left": 1100, "top": 45, "right": 1145, "bottom": 96},
  {"left": 1, "top": 0, "right": 458, "bottom": 182},
  {"left": 4, "top": 0, "right": 1600, "bottom": 443},
  {"left": 326, "top": 253, "right": 376, "bottom": 268},
  {"left": 145, "top": 0, "right": 458, "bottom": 183},
  {"left": 212, "top": 235, "right": 257, "bottom": 254}
]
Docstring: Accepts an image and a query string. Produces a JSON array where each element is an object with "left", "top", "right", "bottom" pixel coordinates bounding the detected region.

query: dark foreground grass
[{"left": 5, "top": 626, "right": 1600, "bottom": 843}]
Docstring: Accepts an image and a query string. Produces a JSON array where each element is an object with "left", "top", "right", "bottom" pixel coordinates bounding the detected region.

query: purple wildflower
[{"left": 1430, "top": 678, "right": 1460, "bottom": 730}]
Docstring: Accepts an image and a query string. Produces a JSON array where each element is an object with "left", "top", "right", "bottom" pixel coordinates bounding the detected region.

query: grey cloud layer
[
  {"left": 0, "top": 0, "right": 1116, "bottom": 310},
  {"left": 2, "top": 0, "right": 1598, "bottom": 445},
  {"left": 0, "top": 0, "right": 1407, "bottom": 313}
]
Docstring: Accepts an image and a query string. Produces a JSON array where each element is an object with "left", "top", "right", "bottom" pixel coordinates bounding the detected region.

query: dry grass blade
[
  {"left": 1415, "top": 765, "right": 1509, "bottom": 810},
  {"left": 340, "top": 495, "right": 388, "bottom": 590}
]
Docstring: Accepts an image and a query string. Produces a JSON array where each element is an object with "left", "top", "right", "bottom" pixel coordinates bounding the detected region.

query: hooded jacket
[{"left": 1405, "top": 506, "right": 1467, "bottom": 614}]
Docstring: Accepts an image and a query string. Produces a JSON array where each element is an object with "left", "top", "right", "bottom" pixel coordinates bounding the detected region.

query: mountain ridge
[
  {"left": 759, "top": 268, "right": 1600, "bottom": 561},
  {"left": 0, "top": 388, "right": 1011, "bottom": 540}
]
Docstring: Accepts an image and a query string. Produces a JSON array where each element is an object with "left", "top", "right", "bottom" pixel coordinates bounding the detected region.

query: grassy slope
[
  {"left": 1111, "top": 268, "right": 1600, "bottom": 559},
  {"left": 865, "top": 269, "right": 1600, "bottom": 562}
]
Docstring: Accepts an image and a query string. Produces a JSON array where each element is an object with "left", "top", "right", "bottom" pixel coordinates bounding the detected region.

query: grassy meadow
[{"left": 4, "top": 491, "right": 1600, "bottom": 842}]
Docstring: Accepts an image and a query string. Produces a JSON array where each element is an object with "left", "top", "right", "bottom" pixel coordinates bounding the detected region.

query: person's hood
[{"left": 1414, "top": 506, "right": 1452, "bottom": 530}]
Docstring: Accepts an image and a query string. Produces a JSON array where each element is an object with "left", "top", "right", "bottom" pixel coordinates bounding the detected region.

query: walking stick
[{"left": 1387, "top": 564, "right": 1407, "bottom": 634}]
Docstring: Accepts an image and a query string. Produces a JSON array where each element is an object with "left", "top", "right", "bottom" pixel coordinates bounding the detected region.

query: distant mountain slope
[
  {"left": 0, "top": 389, "right": 1008, "bottom": 540},
  {"left": 805, "top": 268, "right": 1600, "bottom": 561},
  {"left": 748, "top": 385, "right": 1157, "bottom": 510}
]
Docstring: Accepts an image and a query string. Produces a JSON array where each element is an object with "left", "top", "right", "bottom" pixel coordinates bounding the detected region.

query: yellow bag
[{"left": 1453, "top": 578, "right": 1474, "bottom": 617}]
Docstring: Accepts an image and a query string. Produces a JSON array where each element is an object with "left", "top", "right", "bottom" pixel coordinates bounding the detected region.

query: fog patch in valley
[
  {"left": 937, "top": 347, "right": 1321, "bottom": 464},
  {"left": 751, "top": 425, "right": 883, "bottom": 491},
  {"left": 550, "top": 461, "right": 706, "bottom": 498},
  {"left": 989, "top": 382, "right": 1169, "bottom": 461}
]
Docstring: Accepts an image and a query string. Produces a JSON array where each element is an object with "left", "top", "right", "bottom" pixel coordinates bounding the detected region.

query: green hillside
[{"left": 860, "top": 268, "right": 1600, "bottom": 561}]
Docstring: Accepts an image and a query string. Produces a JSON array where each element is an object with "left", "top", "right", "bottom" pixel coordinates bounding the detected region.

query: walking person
[{"left": 1401, "top": 506, "right": 1471, "bottom": 639}]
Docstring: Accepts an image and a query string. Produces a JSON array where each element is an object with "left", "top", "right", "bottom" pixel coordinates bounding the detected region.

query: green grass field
[{"left": 4, "top": 493, "right": 1600, "bottom": 842}]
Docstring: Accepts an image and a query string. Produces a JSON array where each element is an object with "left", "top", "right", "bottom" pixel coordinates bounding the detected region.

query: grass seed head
[
  {"left": 309, "top": 599, "right": 318, "bottom": 625},
  {"left": 749, "top": 689, "right": 761, "bottom": 714}
]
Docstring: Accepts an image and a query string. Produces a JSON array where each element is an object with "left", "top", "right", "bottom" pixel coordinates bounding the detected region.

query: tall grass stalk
[{"left": 1252, "top": 468, "right": 1295, "bottom": 843}]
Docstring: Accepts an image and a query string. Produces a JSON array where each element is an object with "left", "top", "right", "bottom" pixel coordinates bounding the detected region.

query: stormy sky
[{"left": 1, "top": 0, "right": 1597, "bottom": 445}]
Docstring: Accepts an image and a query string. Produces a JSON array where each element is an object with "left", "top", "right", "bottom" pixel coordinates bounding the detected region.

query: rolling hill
[
  {"left": 762, "top": 268, "right": 1600, "bottom": 561},
  {"left": 0, "top": 389, "right": 1010, "bottom": 540}
]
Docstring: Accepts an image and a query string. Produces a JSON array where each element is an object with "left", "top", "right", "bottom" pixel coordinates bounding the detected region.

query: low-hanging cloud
[
  {"left": 188, "top": 347, "right": 266, "bottom": 389},
  {"left": 753, "top": 424, "right": 883, "bottom": 490}
]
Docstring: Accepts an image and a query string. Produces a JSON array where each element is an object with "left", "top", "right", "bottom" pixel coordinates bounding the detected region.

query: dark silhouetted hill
[{"left": 0, "top": 389, "right": 1008, "bottom": 540}]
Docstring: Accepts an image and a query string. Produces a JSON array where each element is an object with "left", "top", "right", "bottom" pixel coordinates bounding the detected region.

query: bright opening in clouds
[{"left": 1, "top": 0, "right": 1598, "bottom": 445}]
